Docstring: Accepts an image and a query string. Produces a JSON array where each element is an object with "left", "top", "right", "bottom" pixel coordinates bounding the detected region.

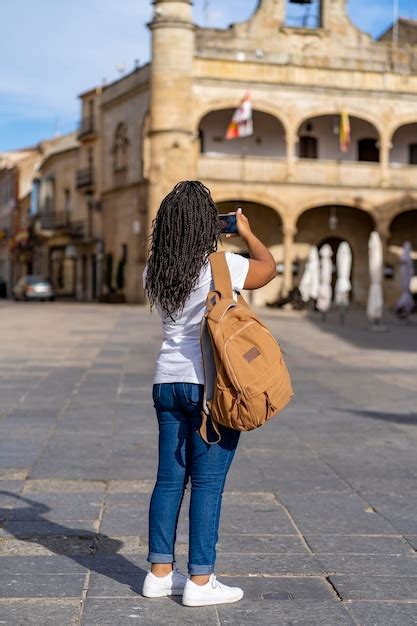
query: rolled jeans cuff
[
  {"left": 188, "top": 563, "right": 214, "bottom": 575},
  {"left": 147, "top": 552, "right": 174, "bottom": 564}
]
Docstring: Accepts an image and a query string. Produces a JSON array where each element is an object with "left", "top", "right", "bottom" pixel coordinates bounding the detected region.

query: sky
[{"left": 1, "top": 0, "right": 416, "bottom": 152}]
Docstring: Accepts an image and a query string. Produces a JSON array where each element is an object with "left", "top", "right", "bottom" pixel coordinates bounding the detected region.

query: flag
[
  {"left": 339, "top": 110, "right": 351, "bottom": 153},
  {"left": 226, "top": 93, "right": 253, "bottom": 140}
]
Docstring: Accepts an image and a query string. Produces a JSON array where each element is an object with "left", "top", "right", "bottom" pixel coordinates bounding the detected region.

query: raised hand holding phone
[{"left": 235, "top": 208, "right": 253, "bottom": 240}]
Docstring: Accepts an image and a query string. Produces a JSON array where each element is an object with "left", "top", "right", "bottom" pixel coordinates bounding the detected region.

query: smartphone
[{"left": 218, "top": 213, "right": 238, "bottom": 235}]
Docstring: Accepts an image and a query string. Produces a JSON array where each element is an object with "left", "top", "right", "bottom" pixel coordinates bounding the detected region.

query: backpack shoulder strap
[{"left": 209, "top": 252, "right": 233, "bottom": 299}]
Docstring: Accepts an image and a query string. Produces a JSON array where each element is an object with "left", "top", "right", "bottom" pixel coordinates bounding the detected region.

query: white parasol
[
  {"left": 334, "top": 241, "right": 352, "bottom": 306},
  {"left": 367, "top": 231, "right": 384, "bottom": 322},
  {"left": 395, "top": 241, "right": 414, "bottom": 318},
  {"left": 299, "top": 245, "right": 320, "bottom": 303},
  {"left": 317, "top": 244, "right": 333, "bottom": 313}
]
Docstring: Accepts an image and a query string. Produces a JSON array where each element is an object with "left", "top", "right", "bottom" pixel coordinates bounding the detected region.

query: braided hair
[{"left": 145, "top": 180, "right": 220, "bottom": 318}]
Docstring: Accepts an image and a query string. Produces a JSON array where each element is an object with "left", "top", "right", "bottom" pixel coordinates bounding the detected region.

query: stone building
[
  {"left": 0, "top": 134, "right": 101, "bottom": 300},
  {"left": 30, "top": 133, "right": 102, "bottom": 301},
  {"left": 77, "top": 0, "right": 417, "bottom": 307},
  {"left": 0, "top": 149, "right": 40, "bottom": 294},
  {"left": 6, "top": 0, "right": 417, "bottom": 305}
]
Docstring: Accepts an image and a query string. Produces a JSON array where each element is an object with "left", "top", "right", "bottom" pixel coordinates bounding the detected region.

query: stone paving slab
[
  {"left": 278, "top": 492, "right": 399, "bottom": 535},
  {"left": 317, "top": 553, "right": 417, "bottom": 576},
  {"left": 217, "top": 534, "right": 309, "bottom": 554},
  {"left": 0, "top": 574, "right": 86, "bottom": 598},
  {"left": 217, "top": 600, "right": 357, "bottom": 625},
  {"left": 215, "top": 552, "right": 324, "bottom": 576},
  {"left": 3, "top": 520, "right": 98, "bottom": 537},
  {"left": 7, "top": 493, "right": 103, "bottom": 521},
  {"left": 348, "top": 601, "right": 417, "bottom": 626},
  {"left": 0, "top": 600, "right": 80, "bottom": 626},
  {"left": 0, "top": 303, "right": 416, "bottom": 624},
  {"left": 329, "top": 575, "right": 417, "bottom": 601},
  {"left": 80, "top": 598, "right": 218, "bottom": 625},
  {"left": 304, "top": 533, "right": 415, "bottom": 555}
]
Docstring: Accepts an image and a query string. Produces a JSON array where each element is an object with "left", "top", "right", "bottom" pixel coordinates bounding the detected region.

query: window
[
  {"left": 299, "top": 136, "right": 318, "bottom": 159},
  {"left": 285, "top": 0, "right": 322, "bottom": 29},
  {"left": 358, "top": 138, "right": 379, "bottom": 162},
  {"left": 113, "top": 122, "right": 129, "bottom": 172},
  {"left": 409, "top": 143, "right": 417, "bottom": 165}
]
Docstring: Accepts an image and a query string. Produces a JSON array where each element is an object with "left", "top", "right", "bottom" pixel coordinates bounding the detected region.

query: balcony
[
  {"left": 77, "top": 116, "right": 96, "bottom": 140},
  {"left": 198, "top": 154, "right": 287, "bottom": 183},
  {"left": 38, "top": 212, "right": 87, "bottom": 239},
  {"left": 76, "top": 167, "right": 94, "bottom": 191},
  {"left": 291, "top": 159, "right": 382, "bottom": 188},
  {"left": 197, "top": 155, "right": 417, "bottom": 190}
]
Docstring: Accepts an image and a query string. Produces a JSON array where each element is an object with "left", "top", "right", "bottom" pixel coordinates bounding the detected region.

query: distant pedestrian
[{"left": 142, "top": 180, "right": 276, "bottom": 607}]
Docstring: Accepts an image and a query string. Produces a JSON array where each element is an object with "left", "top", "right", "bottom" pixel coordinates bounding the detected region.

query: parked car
[
  {"left": 0, "top": 275, "right": 6, "bottom": 298},
  {"left": 13, "top": 275, "right": 54, "bottom": 301}
]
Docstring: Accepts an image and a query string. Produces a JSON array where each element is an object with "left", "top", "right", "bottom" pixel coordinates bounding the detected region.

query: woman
[{"left": 142, "top": 181, "right": 276, "bottom": 607}]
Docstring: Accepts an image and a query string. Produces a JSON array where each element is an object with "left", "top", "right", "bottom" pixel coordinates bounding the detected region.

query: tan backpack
[{"left": 200, "top": 251, "right": 294, "bottom": 443}]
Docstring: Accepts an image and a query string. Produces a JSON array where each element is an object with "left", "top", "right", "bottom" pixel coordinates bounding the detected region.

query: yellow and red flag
[
  {"left": 339, "top": 110, "right": 351, "bottom": 153},
  {"left": 226, "top": 93, "right": 253, "bottom": 140}
]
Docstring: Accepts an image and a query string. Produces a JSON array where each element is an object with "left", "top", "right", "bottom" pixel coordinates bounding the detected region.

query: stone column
[
  {"left": 376, "top": 220, "right": 390, "bottom": 258},
  {"left": 282, "top": 224, "right": 297, "bottom": 296},
  {"left": 379, "top": 134, "right": 392, "bottom": 188},
  {"left": 286, "top": 129, "right": 298, "bottom": 182}
]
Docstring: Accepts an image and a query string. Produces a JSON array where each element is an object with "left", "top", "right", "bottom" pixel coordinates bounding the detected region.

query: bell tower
[
  {"left": 147, "top": 0, "right": 195, "bottom": 232},
  {"left": 252, "top": 0, "right": 349, "bottom": 30}
]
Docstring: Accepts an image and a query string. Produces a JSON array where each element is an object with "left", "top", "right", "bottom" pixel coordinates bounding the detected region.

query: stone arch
[
  {"left": 374, "top": 196, "right": 417, "bottom": 231},
  {"left": 386, "top": 208, "right": 417, "bottom": 306},
  {"left": 294, "top": 204, "right": 376, "bottom": 304},
  {"left": 296, "top": 113, "right": 381, "bottom": 162},
  {"left": 198, "top": 107, "right": 286, "bottom": 158},
  {"left": 388, "top": 209, "right": 417, "bottom": 248},
  {"left": 193, "top": 99, "right": 291, "bottom": 137},
  {"left": 212, "top": 187, "right": 286, "bottom": 224},
  {"left": 388, "top": 117, "right": 417, "bottom": 142},
  {"left": 215, "top": 196, "right": 285, "bottom": 306},
  {"left": 389, "top": 122, "right": 417, "bottom": 165},
  {"left": 292, "top": 197, "right": 375, "bottom": 224},
  {"left": 295, "top": 108, "right": 383, "bottom": 139}
]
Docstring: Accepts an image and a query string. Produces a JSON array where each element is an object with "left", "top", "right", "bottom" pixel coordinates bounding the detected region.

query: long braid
[{"left": 145, "top": 180, "right": 220, "bottom": 318}]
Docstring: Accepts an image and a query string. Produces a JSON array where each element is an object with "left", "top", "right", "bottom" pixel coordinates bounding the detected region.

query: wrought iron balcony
[
  {"left": 38, "top": 212, "right": 87, "bottom": 239},
  {"left": 78, "top": 116, "right": 95, "bottom": 139},
  {"left": 40, "top": 211, "right": 69, "bottom": 230},
  {"left": 76, "top": 167, "right": 94, "bottom": 190}
]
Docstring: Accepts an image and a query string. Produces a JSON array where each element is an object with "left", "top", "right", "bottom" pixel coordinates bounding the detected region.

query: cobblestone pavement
[{"left": 0, "top": 302, "right": 416, "bottom": 625}]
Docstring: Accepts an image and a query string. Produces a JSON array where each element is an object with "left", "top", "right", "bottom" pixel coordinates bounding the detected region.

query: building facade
[
  {"left": 4, "top": 0, "right": 417, "bottom": 306},
  {"left": 0, "top": 149, "right": 40, "bottom": 295},
  {"left": 31, "top": 134, "right": 103, "bottom": 301},
  {"left": 80, "top": 0, "right": 416, "bottom": 306}
]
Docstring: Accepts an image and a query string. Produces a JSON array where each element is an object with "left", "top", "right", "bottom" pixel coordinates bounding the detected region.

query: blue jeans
[{"left": 147, "top": 382, "right": 240, "bottom": 575}]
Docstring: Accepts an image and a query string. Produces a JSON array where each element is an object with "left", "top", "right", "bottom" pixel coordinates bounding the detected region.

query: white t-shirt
[{"left": 144, "top": 252, "right": 249, "bottom": 385}]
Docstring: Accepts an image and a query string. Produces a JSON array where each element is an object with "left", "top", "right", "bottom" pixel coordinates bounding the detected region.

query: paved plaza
[{"left": 0, "top": 302, "right": 416, "bottom": 625}]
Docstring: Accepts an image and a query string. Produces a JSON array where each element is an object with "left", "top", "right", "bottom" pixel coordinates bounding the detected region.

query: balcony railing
[
  {"left": 39, "top": 212, "right": 87, "bottom": 238},
  {"left": 197, "top": 154, "right": 417, "bottom": 190},
  {"left": 40, "top": 211, "right": 69, "bottom": 230},
  {"left": 292, "top": 159, "right": 382, "bottom": 188},
  {"left": 198, "top": 154, "right": 287, "bottom": 183},
  {"left": 78, "top": 116, "right": 95, "bottom": 139},
  {"left": 76, "top": 167, "right": 94, "bottom": 190}
]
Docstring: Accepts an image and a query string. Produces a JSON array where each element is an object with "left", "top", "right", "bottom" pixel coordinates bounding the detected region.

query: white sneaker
[
  {"left": 142, "top": 567, "right": 188, "bottom": 598},
  {"left": 182, "top": 574, "right": 244, "bottom": 607}
]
